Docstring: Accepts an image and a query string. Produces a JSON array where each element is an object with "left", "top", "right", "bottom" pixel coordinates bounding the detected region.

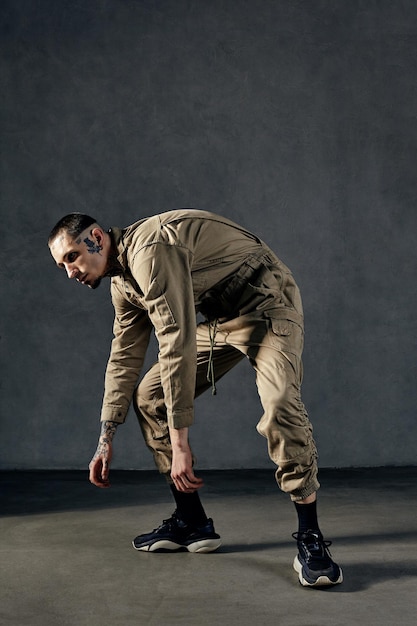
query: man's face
[{"left": 49, "top": 227, "right": 108, "bottom": 289}]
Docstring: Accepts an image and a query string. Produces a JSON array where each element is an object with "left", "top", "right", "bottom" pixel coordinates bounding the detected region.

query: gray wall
[{"left": 1, "top": 0, "right": 416, "bottom": 471}]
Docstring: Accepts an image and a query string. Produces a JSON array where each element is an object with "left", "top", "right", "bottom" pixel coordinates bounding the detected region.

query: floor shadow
[
  {"left": 218, "top": 540, "right": 293, "bottom": 553},
  {"left": 331, "top": 561, "right": 417, "bottom": 593},
  {"left": 219, "top": 529, "right": 417, "bottom": 554},
  {"left": 219, "top": 549, "right": 417, "bottom": 593},
  {"left": 2, "top": 467, "right": 417, "bottom": 517},
  {"left": 0, "top": 470, "right": 170, "bottom": 516}
]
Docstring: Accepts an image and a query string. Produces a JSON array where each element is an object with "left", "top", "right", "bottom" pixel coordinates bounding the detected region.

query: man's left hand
[{"left": 169, "top": 427, "right": 204, "bottom": 493}]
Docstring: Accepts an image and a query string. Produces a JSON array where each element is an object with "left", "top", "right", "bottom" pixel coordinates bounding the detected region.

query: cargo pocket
[
  {"left": 270, "top": 319, "right": 292, "bottom": 337},
  {"left": 265, "top": 312, "right": 304, "bottom": 357}
]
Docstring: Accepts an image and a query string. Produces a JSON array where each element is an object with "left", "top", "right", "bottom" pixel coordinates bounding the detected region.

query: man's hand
[
  {"left": 89, "top": 442, "right": 112, "bottom": 488},
  {"left": 169, "top": 426, "right": 204, "bottom": 493},
  {"left": 88, "top": 420, "right": 118, "bottom": 488}
]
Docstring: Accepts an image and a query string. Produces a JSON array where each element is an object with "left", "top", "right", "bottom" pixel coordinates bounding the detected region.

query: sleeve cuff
[
  {"left": 100, "top": 405, "right": 129, "bottom": 424},
  {"left": 168, "top": 409, "right": 194, "bottom": 429}
]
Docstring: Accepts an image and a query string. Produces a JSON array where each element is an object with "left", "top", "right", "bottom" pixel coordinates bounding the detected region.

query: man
[{"left": 48, "top": 208, "right": 342, "bottom": 587}]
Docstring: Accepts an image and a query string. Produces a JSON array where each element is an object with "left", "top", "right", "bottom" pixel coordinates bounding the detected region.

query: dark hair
[{"left": 48, "top": 213, "right": 98, "bottom": 245}]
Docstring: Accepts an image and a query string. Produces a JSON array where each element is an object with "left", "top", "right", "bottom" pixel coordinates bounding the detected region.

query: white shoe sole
[
  {"left": 132, "top": 538, "right": 222, "bottom": 553},
  {"left": 293, "top": 555, "right": 343, "bottom": 587}
]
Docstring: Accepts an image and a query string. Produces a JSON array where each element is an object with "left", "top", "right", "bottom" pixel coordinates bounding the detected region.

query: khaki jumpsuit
[{"left": 100, "top": 210, "right": 319, "bottom": 501}]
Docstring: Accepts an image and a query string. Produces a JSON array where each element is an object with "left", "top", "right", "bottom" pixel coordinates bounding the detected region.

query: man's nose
[{"left": 66, "top": 265, "right": 78, "bottom": 279}]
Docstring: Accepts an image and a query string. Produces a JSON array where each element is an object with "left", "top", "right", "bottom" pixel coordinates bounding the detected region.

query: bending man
[{"left": 48, "top": 208, "right": 342, "bottom": 587}]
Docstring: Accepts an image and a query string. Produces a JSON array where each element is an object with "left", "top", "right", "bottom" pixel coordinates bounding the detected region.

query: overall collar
[{"left": 104, "top": 227, "right": 126, "bottom": 276}]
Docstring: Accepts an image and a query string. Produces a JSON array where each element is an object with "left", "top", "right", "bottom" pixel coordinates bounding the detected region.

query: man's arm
[
  {"left": 89, "top": 420, "right": 119, "bottom": 488},
  {"left": 131, "top": 243, "right": 202, "bottom": 490},
  {"left": 169, "top": 426, "right": 204, "bottom": 493},
  {"left": 132, "top": 244, "right": 197, "bottom": 431},
  {"left": 91, "top": 283, "right": 151, "bottom": 487},
  {"left": 101, "top": 280, "right": 153, "bottom": 424}
]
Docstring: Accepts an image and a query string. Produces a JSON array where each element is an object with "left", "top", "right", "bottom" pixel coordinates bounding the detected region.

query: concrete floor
[{"left": 1, "top": 467, "right": 416, "bottom": 626}]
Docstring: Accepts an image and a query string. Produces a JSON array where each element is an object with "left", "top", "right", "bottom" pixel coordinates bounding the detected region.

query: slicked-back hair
[{"left": 48, "top": 213, "right": 98, "bottom": 245}]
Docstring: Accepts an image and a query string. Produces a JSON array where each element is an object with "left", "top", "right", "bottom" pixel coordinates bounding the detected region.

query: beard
[{"left": 89, "top": 277, "right": 102, "bottom": 290}]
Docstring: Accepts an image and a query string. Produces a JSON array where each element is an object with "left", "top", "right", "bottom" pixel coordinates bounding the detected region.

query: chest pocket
[{"left": 121, "top": 277, "right": 145, "bottom": 309}]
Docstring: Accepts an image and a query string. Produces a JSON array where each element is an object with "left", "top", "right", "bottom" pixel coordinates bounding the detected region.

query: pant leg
[
  {"left": 215, "top": 312, "right": 319, "bottom": 500},
  {"left": 133, "top": 328, "right": 244, "bottom": 475}
]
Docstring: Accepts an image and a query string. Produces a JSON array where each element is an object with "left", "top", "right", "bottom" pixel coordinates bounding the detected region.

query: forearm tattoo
[
  {"left": 100, "top": 420, "right": 118, "bottom": 442},
  {"left": 93, "top": 420, "right": 119, "bottom": 459}
]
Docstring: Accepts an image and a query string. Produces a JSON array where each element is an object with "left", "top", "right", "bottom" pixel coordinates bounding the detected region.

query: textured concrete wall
[{"left": 1, "top": 0, "right": 416, "bottom": 470}]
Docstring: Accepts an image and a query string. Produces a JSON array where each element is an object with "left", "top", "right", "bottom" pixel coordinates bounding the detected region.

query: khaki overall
[{"left": 100, "top": 210, "right": 320, "bottom": 500}]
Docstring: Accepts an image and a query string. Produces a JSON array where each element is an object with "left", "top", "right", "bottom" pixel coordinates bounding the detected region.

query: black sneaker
[
  {"left": 132, "top": 511, "right": 222, "bottom": 553},
  {"left": 293, "top": 530, "right": 343, "bottom": 587}
]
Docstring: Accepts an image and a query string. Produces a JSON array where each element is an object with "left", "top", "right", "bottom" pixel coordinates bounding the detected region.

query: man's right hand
[
  {"left": 89, "top": 442, "right": 112, "bottom": 488},
  {"left": 88, "top": 420, "right": 118, "bottom": 488}
]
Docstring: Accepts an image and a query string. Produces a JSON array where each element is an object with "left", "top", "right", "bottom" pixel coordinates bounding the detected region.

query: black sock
[
  {"left": 170, "top": 485, "right": 208, "bottom": 527},
  {"left": 294, "top": 500, "right": 321, "bottom": 536}
]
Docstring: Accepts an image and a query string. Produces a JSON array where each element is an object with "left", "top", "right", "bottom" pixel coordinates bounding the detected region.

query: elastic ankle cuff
[{"left": 290, "top": 478, "right": 320, "bottom": 502}]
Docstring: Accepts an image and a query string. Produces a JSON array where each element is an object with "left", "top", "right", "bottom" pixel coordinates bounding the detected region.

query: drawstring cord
[{"left": 207, "top": 319, "right": 218, "bottom": 396}]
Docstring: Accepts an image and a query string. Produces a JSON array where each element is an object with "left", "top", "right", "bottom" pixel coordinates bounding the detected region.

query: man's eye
[{"left": 68, "top": 252, "right": 77, "bottom": 262}]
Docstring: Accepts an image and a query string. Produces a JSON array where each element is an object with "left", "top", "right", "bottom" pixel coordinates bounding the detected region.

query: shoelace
[
  {"left": 292, "top": 531, "right": 333, "bottom": 556},
  {"left": 154, "top": 514, "right": 179, "bottom": 532}
]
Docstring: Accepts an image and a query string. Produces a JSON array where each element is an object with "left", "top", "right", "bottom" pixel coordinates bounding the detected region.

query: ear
[{"left": 91, "top": 226, "right": 105, "bottom": 245}]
